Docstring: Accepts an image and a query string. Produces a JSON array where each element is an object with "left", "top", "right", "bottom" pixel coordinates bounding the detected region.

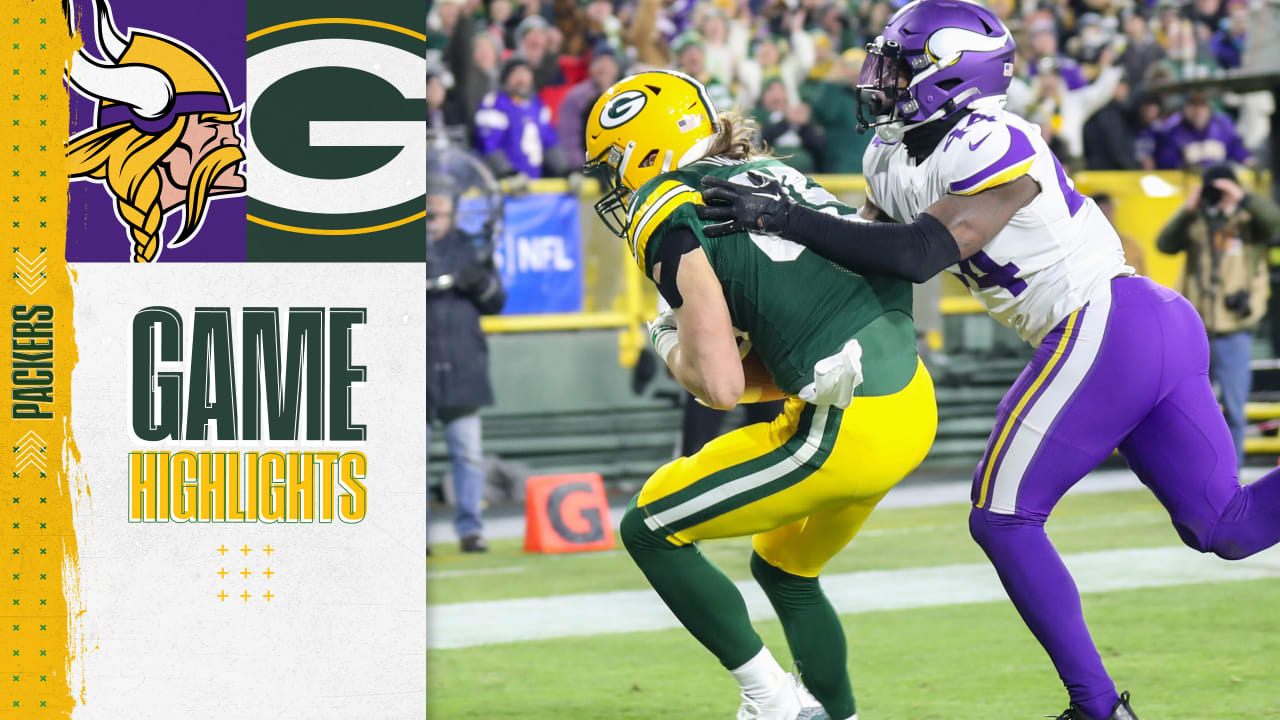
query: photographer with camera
[
  {"left": 426, "top": 177, "right": 507, "bottom": 555},
  {"left": 1157, "top": 164, "right": 1280, "bottom": 464}
]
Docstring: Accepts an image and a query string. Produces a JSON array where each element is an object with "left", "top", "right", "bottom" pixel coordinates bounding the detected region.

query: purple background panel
[{"left": 66, "top": 0, "right": 247, "bottom": 262}]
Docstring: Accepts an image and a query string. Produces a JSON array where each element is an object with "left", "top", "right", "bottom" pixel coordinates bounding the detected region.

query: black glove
[
  {"left": 454, "top": 261, "right": 490, "bottom": 295},
  {"left": 696, "top": 173, "right": 795, "bottom": 237}
]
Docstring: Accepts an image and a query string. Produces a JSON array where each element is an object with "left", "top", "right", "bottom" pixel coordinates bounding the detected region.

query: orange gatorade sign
[{"left": 524, "top": 474, "right": 616, "bottom": 553}]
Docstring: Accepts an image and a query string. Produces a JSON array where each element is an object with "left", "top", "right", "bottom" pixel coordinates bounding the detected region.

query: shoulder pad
[
  {"left": 939, "top": 115, "right": 1036, "bottom": 196},
  {"left": 626, "top": 177, "right": 701, "bottom": 274}
]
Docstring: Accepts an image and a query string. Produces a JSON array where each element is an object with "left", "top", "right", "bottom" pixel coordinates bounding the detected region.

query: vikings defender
[
  {"left": 697, "top": 2, "right": 1280, "bottom": 718},
  {"left": 585, "top": 70, "right": 938, "bottom": 720}
]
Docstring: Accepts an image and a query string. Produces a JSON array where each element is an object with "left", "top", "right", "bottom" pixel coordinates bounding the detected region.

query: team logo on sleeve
[{"left": 600, "top": 90, "right": 648, "bottom": 129}]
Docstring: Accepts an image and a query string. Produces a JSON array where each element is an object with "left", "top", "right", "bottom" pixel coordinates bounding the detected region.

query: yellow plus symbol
[
  {"left": 263, "top": 567, "right": 274, "bottom": 579},
  {"left": 263, "top": 591, "right": 274, "bottom": 602},
  {"left": 217, "top": 568, "right": 228, "bottom": 579},
  {"left": 263, "top": 544, "right": 274, "bottom": 556},
  {"left": 240, "top": 591, "right": 251, "bottom": 602},
  {"left": 240, "top": 544, "right": 251, "bottom": 557},
  {"left": 239, "top": 568, "right": 251, "bottom": 579},
  {"left": 216, "top": 545, "right": 228, "bottom": 557},
  {"left": 217, "top": 591, "right": 228, "bottom": 602}
]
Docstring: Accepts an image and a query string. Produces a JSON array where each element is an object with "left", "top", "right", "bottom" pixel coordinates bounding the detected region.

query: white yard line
[
  {"left": 427, "top": 545, "right": 1280, "bottom": 649},
  {"left": 427, "top": 566, "right": 529, "bottom": 580}
]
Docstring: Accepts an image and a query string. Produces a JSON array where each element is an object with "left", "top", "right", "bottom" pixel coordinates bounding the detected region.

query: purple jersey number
[{"left": 954, "top": 251, "right": 1027, "bottom": 296}]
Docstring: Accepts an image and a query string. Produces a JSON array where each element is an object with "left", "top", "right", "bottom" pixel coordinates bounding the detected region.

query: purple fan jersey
[
  {"left": 1152, "top": 110, "right": 1251, "bottom": 170},
  {"left": 474, "top": 91, "right": 558, "bottom": 178}
]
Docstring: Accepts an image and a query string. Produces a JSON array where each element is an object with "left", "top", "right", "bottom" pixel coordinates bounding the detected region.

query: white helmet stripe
[{"left": 925, "top": 26, "right": 1011, "bottom": 64}]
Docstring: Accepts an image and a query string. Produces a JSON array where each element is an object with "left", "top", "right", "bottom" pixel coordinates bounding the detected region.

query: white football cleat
[
  {"left": 793, "top": 676, "right": 831, "bottom": 720},
  {"left": 736, "top": 674, "right": 801, "bottom": 720},
  {"left": 737, "top": 673, "right": 831, "bottom": 720}
]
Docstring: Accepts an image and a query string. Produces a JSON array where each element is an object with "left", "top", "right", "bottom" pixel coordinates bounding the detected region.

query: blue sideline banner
[{"left": 495, "top": 194, "right": 584, "bottom": 314}]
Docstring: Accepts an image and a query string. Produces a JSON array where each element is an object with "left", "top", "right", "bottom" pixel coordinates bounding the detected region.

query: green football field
[{"left": 426, "top": 489, "right": 1280, "bottom": 719}]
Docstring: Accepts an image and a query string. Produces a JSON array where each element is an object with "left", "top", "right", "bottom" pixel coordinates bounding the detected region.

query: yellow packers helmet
[{"left": 583, "top": 70, "right": 719, "bottom": 237}]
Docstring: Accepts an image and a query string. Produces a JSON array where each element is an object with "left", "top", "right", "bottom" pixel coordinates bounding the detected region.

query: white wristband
[{"left": 648, "top": 311, "right": 679, "bottom": 364}]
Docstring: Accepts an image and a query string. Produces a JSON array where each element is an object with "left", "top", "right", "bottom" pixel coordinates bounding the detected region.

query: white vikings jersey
[{"left": 862, "top": 108, "right": 1133, "bottom": 345}]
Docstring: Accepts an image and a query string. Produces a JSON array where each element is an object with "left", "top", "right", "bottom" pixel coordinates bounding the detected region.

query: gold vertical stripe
[
  {"left": 2, "top": 3, "right": 82, "bottom": 716},
  {"left": 976, "top": 310, "right": 1080, "bottom": 509}
]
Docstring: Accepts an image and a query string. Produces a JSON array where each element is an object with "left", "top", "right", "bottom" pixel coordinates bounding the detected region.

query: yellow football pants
[{"left": 635, "top": 359, "right": 937, "bottom": 577}]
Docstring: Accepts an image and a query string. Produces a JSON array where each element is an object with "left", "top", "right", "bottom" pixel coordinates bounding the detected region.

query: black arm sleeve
[
  {"left": 652, "top": 225, "right": 701, "bottom": 308},
  {"left": 783, "top": 205, "right": 961, "bottom": 283}
]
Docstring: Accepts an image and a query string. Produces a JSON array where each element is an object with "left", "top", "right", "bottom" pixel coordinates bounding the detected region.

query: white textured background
[{"left": 68, "top": 264, "right": 426, "bottom": 719}]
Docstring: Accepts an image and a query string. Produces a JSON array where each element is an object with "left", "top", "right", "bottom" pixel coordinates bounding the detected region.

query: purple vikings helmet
[{"left": 857, "top": 0, "right": 1016, "bottom": 141}]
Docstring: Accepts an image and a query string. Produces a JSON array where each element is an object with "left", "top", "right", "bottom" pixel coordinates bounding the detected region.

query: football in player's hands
[
  {"left": 697, "top": 173, "right": 795, "bottom": 237},
  {"left": 741, "top": 349, "right": 786, "bottom": 403}
]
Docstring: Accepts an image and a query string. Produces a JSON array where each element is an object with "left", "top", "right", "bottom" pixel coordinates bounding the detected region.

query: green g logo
[
  {"left": 600, "top": 90, "right": 647, "bottom": 130},
  {"left": 245, "top": 18, "right": 425, "bottom": 259}
]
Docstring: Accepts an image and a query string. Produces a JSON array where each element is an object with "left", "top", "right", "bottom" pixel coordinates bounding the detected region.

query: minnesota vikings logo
[{"left": 65, "top": 0, "right": 246, "bottom": 262}]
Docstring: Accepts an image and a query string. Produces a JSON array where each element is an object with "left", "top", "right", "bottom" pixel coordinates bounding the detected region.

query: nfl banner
[
  {"left": 495, "top": 194, "right": 584, "bottom": 315},
  {"left": 4, "top": 1, "right": 427, "bottom": 717}
]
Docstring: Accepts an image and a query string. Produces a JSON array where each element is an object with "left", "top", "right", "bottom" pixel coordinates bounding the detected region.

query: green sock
[
  {"left": 620, "top": 498, "right": 763, "bottom": 669},
  {"left": 751, "top": 551, "right": 856, "bottom": 719}
]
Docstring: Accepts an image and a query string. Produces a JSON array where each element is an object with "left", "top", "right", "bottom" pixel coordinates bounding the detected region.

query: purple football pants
[{"left": 968, "top": 276, "right": 1280, "bottom": 719}]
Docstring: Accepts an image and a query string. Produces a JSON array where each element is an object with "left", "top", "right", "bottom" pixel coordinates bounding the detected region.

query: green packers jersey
[{"left": 626, "top": 156, "right": 917, "bottom": 397}]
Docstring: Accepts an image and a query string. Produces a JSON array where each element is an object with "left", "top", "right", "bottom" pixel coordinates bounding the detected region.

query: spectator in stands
[
  {"left": 627, "top": 0, "right": 667, "bottom": 68},
  {"left": 1120, "top": 10, "right": 1166, "bottom": 92},
  {"left": 556, "top": 45, "right": 620, "bottom": 167},
  {"left": 426, "top": 0, "right": 464, "bottom": 67},
  {"left": 515, "top": 15, "right": 566, "bottom": 90},
  {"left": 1026, "top": 18, "right": 1088, "bottom": 90},
  {"left": 1082, "top": 80, "right": 1141, "bottom": 170},
  {"left": 673, "top": 31, "right": 735, "bottom": 109},
  {"left": 738, "top": 12, "right": 815, "bottom": 109},
  {"left": 1150, "top": 90, "right": 1253, "bottom": 170},
  {"left": 1160, "top": 17, "right": 1217, "bottom": 80},
  {"left": 801, "top": 48, "right": 870, "bottom": 174},
  {"left": 1186, "top": 0, "right": 1226, "bottom": 41},
  {"left": 1209, "top": 0, "right": 1248, "bottom": 69},
  {"left": 1156, "top": 164, "right": 1280, "bottom": 464},
  {"left": 426, "top": 178, "right": 507, "bottom": 555},
  {"left": 459, "top": 32, "right": 502, "bottom": 121},
  {"left": 1093, "top": 193, "right": 1148, "bottom": 276},
  {"left": 1022, "top": 47, "right": 1124, "bottom": 169},
  {"left": 476, "top": 58, "right": 566, "bottom": 178},
  {"left": 427, "top": 66, "right": 467, "bottom": 133},
  {"left": 753, "top": 78, "right": 825, "bottom": 174},
  {"left": 698, "top": 8, "right": 745, "bottom": 100},
  {"left": 483, "top": 0, "right": 513, "bottom": 49},
  {"left": 583, "top": 0, "right": 624, "bottom": 57},
  {"left": 1134, "top": 90, "right": 1167, "bottom": 170}
]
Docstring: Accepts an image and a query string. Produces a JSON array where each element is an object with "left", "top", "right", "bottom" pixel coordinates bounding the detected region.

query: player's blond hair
[
  {"left": 66, "top": 111, "right": 241, "bottom": 262},
  {"left": 705, "top": 111, "right": 770, "bottom": 161}
]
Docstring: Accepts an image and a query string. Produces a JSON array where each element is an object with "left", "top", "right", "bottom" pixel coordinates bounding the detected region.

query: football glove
[
  {"left": 697, "top": 173, "right": 796, "bottom": 237},
  {"left": 647, "top": 309, "right": 679, "bottom": 364}
]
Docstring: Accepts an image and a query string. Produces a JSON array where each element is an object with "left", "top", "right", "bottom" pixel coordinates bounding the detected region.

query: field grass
[
  {"left": 427, "top": 489, "right": 1182, "bottom": 605},
  {"left": 429, "top": 579, "right": 1280, "bottom": 719},
  {"left": 427, "top": 488, "right": 1280, "bottom": 719}
]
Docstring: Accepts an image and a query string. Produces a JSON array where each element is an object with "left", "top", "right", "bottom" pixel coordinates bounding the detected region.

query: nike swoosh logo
[{"left": 969, "top": 134, "right": 992, "bottom": 151}]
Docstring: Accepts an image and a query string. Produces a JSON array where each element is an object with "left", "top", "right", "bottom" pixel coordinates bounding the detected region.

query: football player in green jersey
[{"left": 584, "top": 70, "right": 938, "bottom": 720}]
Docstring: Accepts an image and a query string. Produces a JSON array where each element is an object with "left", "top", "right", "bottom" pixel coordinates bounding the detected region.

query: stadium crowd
[{"left": 427, "top": 0, "right": 1271, "bottom": 180}]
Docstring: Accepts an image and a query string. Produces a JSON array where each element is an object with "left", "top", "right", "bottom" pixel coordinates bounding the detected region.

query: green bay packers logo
[
  {"left": 600, "top": 90, "right": 647, "bottom": 129},
  {"left": 246, "top": 19, "right": 425, "bottom": 244}
]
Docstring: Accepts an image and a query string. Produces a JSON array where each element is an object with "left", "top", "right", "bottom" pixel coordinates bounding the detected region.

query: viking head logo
[{"left": 65, "top": 0, "right": 246, "bottom": 262}]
